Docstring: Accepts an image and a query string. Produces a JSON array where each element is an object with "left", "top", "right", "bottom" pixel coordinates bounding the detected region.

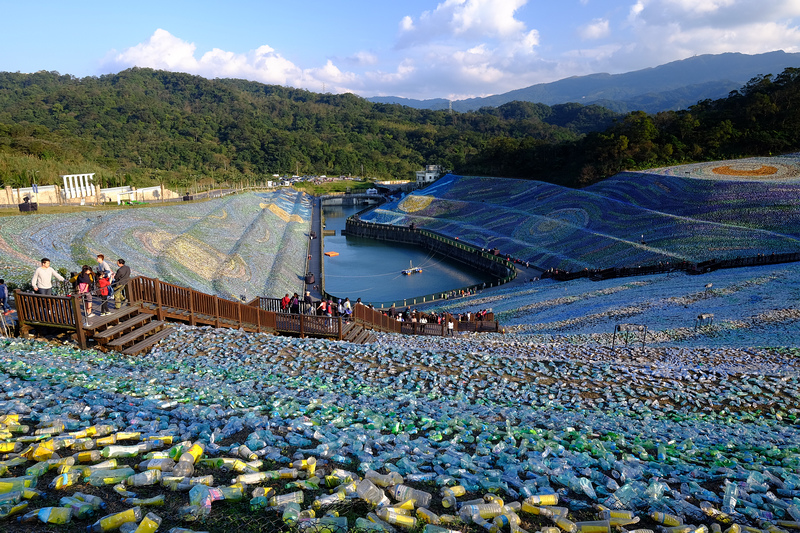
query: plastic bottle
[
  {"left": 122, "top": 495, "right": 166, "bottom": 507},
  {"left": 282, "top": 502, "right": 301, "bottom": 525},
  {"left": 18, "top": 506, "right": 72, "bottom": 524},
  {"left": 87, "top": 466, "right": 136, "bottom": 486},
  {"left": 50, "top": 470, "right": 82, "bottom": 490},
  {"left": 0, "top": 501, "right": 29, "bottom": 519},
  {"left": 357, "top": 479, "right": 389, "bottom": 508},
  {"left": 87, "top": 507, "right": 143, "bottom": 532},
  {"left": 139, "top": 458, "right": 175, "bottom": 472},
  {"left": 366, "top": 469, "right": 404, "bottom": 487},
  {"left": 269, "top": 491, "right": 304, "bottom": 508},
  {"left": 651, "top": 512, "right": 683, "bottom": 527},
  {"left": 701, "top": 501, "right": 734, "bottom": 524},
  {"left": 130, "top": 512, "right": 161, "bottom": 533},
  {"left": 417, "top": 507, "right": 441, "bottom": 524},
  {"left": 73, "top": 492, "right": 107, "bottom": 510},
  {"left": 59, "top": 496, "right": 96, "bottom": 519},
  {"left": 377, "top": 507, "right": 418, "bottom": 530},
  {"left": 101, "top": 445, "right": 142, "bottom": 458},
  {"left": 313, "top": 491, "right": 345, "bottom": 510},
  {"left": 292, "top": 457, "right": 317, "bottom": 475},
  {"left": 389, "top": 484, "right": 432, "bottom": 508},
  {"left": 574, "top": 520, "right": 611, "bottom": 533},
  {"left": 127, "top": 469, "right": 162, "bottom": 487},
  {"left": 459, "top": 503, "right": 503, "bottom": 522},
  {"left": 526, "top": 494, "right": 559, "bottom": 506}
]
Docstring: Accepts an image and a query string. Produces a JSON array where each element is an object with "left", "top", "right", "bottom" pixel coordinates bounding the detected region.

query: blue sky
[{"left": 2, "top": 0, "right": 799, "bottom": 100}]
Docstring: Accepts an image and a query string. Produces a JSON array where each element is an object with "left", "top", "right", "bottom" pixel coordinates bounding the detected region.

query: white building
[{"left": 415, "top": 165, "right": 443, "bottom": 186}]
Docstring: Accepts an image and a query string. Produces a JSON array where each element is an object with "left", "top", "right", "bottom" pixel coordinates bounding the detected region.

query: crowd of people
[{"left": 29, "top": 254, "right": 132, "bottom": 318}]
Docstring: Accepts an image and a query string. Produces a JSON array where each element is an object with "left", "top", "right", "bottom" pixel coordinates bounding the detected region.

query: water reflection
[{"left": 322, "top": 205, "right": 494, "bottom": 304}]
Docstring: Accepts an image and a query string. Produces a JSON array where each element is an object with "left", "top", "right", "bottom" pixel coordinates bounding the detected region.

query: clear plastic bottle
[
  {"left": 526, "top": 494, "right": 559, "bottom": 506},
  {"left": 574, "top": 520, "right": 610, "bottom": 533},
  {"left": 282, "top": 502, "right": 301, "bottom": 525},
  {"left": 313, "top": 491, "right": 345, "bottom": 510},
  {"left": 366, "top": 469, "right": 404, "bottom": 487},
  {"left": 138, "top": 458, "right": 175, "bottom": 472},
  {"left": 357, "top": 479, "right": 389, "bottom": 507},
  {"left": 101, "top": 445, "right": 142, "bottom": 458},
  {"left": 269, "top": 491, "right": 304, "bottom": 508},
  {"left": 417, "top": 507, "right": 441, "bottom": 524},
  {"left": 389, "top": 484, "right": 432, "bottom": 508},
  {"left": 126, "top": 469, "right": 162, "bottom": 487},
  {"left": 122, "top": 495, "right": 166, "bottom": 507},
  {"left": 554, "top": 516, "right": 578, "bottom": 533},
  {"left": 459, "top": 503, "right": 503, "bottom": 522}
]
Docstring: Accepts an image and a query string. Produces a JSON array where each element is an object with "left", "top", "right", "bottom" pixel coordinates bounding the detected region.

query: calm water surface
[{"left": 322, "top": 205, "right": 494, "bottom": 305}]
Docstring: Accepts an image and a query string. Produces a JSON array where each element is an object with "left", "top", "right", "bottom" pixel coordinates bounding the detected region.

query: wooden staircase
[
  {"left": 83, "top": 307, "right": 174, "bottom": 356},
  {"left": 342, "top": 321, "right": 377, "bottom": 344}
]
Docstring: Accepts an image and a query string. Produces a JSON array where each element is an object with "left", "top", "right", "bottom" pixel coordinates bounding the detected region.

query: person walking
[
  {"left": 31, "top": 258, "right": 65, "bottom": 296},
  {"left": 113, "top": 259, "right": 131, "bottom": 309}
]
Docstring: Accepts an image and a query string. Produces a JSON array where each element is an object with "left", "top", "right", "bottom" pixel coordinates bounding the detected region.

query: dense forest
[{"left": 0, "top": 67, "right": 799, "bottom": 190}]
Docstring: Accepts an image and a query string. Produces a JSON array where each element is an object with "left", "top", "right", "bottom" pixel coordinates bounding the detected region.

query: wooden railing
[
  {"left": 15, "top": 276, "right": 501, "bottom": 349},
  {"left": 14, "top": 290, "right": 87, "bottom": 348}
]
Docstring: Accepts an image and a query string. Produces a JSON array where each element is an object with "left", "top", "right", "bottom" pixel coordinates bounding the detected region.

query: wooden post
[
  {"left": 154, "top": 280, "right": 164, "bottom": 321},
  {"left": 214, "top": 297, "right": 221, "bottom": 328},
  {"left": 71, "top": 294, "right": 87, "bottom": 349},
  {"left": 299, "top": 313, "right": 305, "bottom": 338},
  {"left": 189, "top": 290, "right": 196, "bottom": 326},
  {"left": 14, "top": 290, "right": 31, "bottom": 338},
  {"left": 337, "top": 317, "right": 343, "bottom": 340},
  {"left": 237, "top": 302, "right": 243, "bottom": 330}
]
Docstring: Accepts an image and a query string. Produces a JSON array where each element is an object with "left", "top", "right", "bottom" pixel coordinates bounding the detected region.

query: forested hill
[
  {"left": 0, "top": 68, "right": 616, "bottom": 189},
  {"left": 1, "top": 67, "right": 800, "bottom": 190}
]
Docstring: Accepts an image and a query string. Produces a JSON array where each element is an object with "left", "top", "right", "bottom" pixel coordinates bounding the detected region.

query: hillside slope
[{"left": 361, "top": 154, "right": 800, "bottom": 272}]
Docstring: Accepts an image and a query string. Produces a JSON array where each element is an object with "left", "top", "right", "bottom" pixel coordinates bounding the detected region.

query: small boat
[
  {"left": 324, "top": 251, "right": 339, "bottom": 257},
  {"left": 402, "top": 260, "right": 422, "bottom": 275}
]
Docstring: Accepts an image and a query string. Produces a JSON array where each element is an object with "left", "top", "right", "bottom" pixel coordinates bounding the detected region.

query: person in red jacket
[{"left": 97, "top": 272, "right": 112, "bottom": 316}]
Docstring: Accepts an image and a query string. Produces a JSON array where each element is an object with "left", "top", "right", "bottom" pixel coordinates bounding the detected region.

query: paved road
[{"left": 306, "top": 197, "right": 324, "bottom": 300}]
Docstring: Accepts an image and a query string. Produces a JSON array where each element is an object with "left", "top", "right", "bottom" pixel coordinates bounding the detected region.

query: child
[
  {"left": 97, "top": 272, "right": 112, "bottom": 316},
  {"left": 0, "top": 279, "right": 9, "bottom": 315}
]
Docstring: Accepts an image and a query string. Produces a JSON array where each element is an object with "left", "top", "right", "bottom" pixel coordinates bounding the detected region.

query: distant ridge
[{"left": 369, "top": 51, "right": 800, "bottom": 114}]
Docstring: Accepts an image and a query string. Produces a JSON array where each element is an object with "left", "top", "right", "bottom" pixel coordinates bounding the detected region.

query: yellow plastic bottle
[
  {"left": 88, "top": 506, "right": 143, "bottom": 532},
  {"left": 132, "top": 512, "right": 162, "bottom": 533}
]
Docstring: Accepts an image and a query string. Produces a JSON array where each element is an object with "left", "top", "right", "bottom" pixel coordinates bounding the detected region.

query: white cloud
[
  {"left": 579, "top": 18, "right": 611, "bottom": 40},
  {"left": 102, "top": 29, "right": 361, "bottom": 93},
  {"left": 399, "top": 0, "right": 533, "bottom": 45}
]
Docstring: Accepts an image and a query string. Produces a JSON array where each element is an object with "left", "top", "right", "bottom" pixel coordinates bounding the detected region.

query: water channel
[{"left": 322, "top": 204, "right": 495, "bottom": 305}]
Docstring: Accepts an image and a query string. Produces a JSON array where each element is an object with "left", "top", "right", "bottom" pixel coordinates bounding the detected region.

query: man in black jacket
[{"left": 114, "top": 258, "right": 131, "bottom": 309}]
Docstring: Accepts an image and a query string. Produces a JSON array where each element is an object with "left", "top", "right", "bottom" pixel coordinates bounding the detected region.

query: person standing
[
  {"left": 77, "top": 265, "right": 95, "bottom": 317},
  {"left": 0, "top": 279, "right": 9, "bottom": 314},
  {"left": 97, "top": 272, "right": 112, "bottom": 316},
  {"left": 113, "top": 259, "right": 131, "bottom": 309},
  {"left": 303, "top": 291, "right": 313, "bottom": 314},
  {"left": 96, "top": 254, "right": 113, "bottom": 279},
  {"left": 31, "top": 258, "right": 65, "bottom": 296}
]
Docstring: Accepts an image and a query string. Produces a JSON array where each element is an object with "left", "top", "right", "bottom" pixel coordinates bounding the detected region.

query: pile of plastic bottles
[{"left": 0, "top": 323, "right": 799, "bottom": 532}]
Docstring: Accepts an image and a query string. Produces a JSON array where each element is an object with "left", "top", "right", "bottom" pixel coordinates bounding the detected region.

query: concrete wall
[{"left": 2, "top": 184, "right": 180, "bottom": 206}]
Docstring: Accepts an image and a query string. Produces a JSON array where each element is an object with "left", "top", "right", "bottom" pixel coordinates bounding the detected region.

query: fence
[{"left": 543, "top": 252, "right": 800, "bottom": 282}]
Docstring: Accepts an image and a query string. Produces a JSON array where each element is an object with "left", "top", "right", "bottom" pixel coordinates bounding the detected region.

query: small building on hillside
[{"left": 415, "top": 165, "right": 444, "bottom": 187}]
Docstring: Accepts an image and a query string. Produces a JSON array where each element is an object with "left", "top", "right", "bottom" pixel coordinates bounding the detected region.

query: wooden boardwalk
[{"left": 14, "top": 276, "right": 496, "bottom": 355}]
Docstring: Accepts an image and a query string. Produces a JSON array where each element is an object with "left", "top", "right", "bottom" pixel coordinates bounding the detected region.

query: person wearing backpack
[{"left": 77, "top": 265, "right": 95, "bottom": 317}]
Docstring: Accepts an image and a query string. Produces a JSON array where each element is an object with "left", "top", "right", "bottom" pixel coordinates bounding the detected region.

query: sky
[{"left": 2, "top": 0, "right": 800, "bottom": 101}]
